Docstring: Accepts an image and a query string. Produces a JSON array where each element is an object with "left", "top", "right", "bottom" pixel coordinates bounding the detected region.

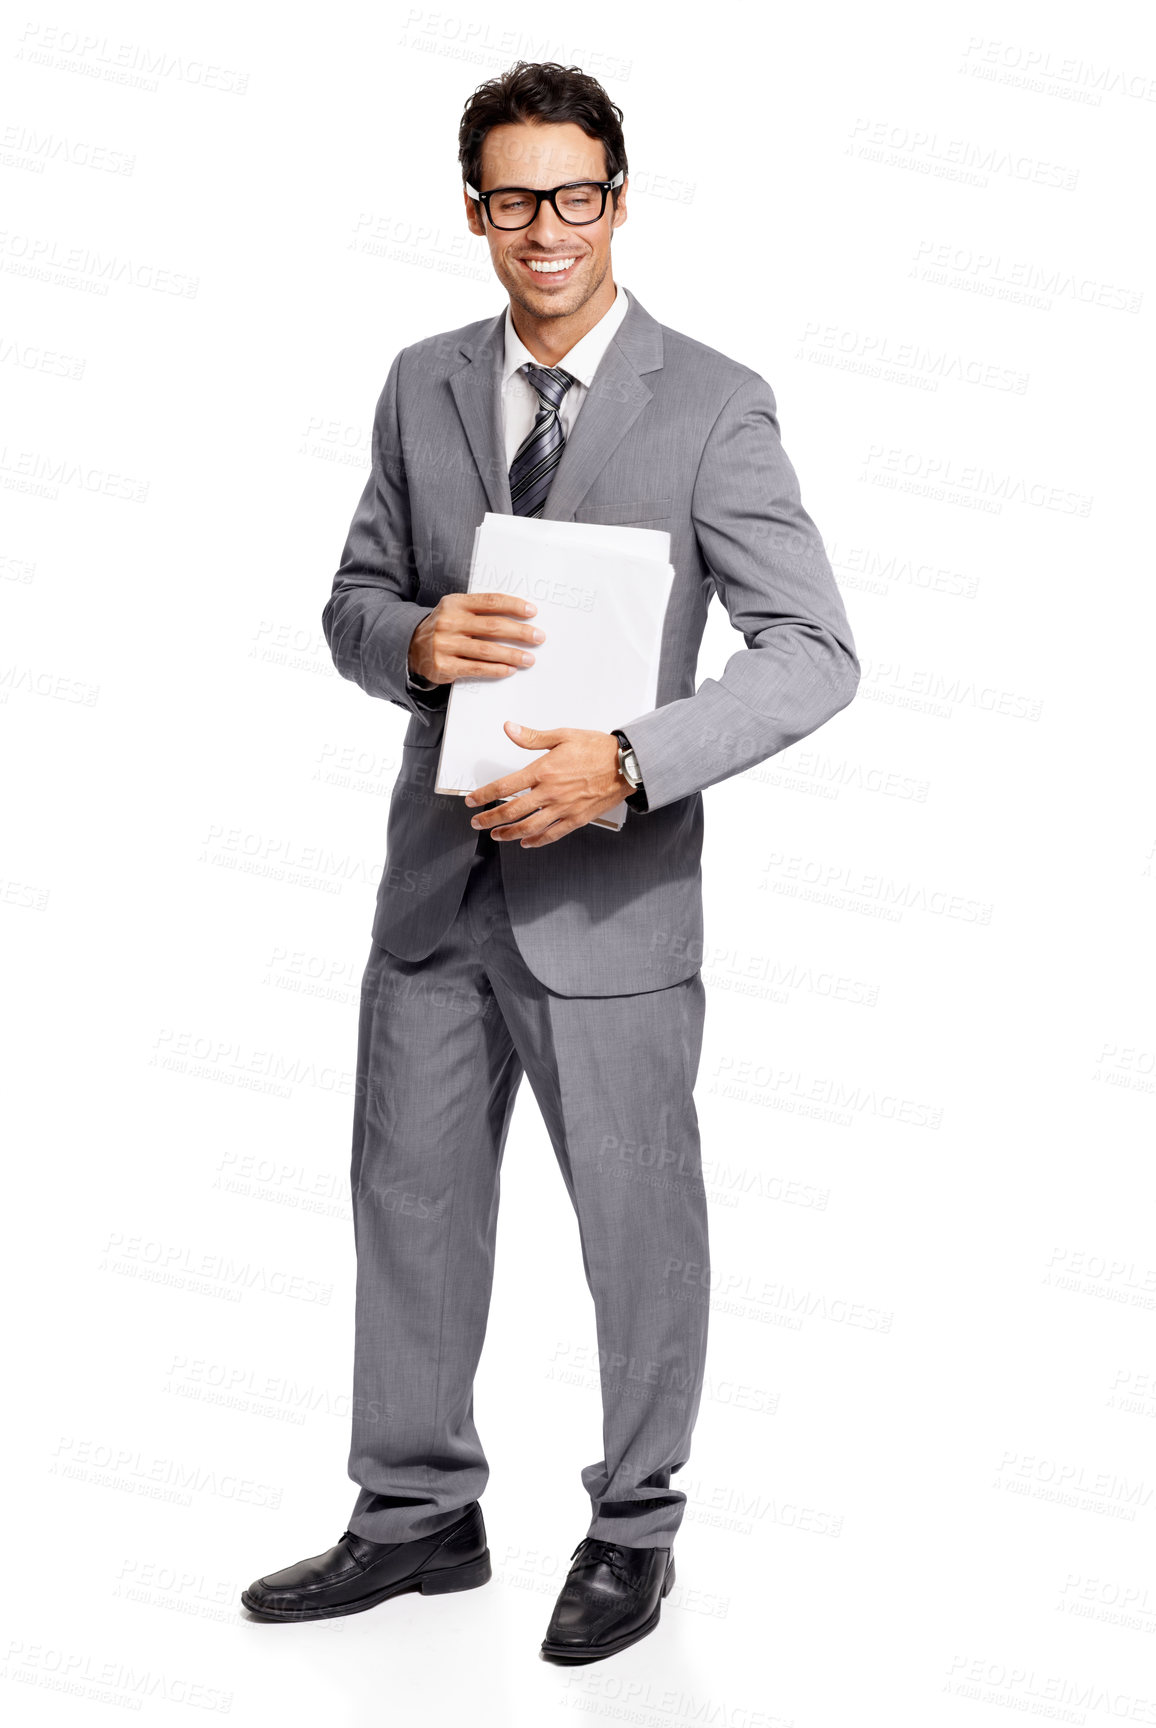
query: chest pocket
[{"left": 578, "top": 496, "right": 672, "bottom": 525}]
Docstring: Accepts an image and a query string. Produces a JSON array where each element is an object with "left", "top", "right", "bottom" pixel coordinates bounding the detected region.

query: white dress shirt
[
  {"left": 407, "top": 285, "right": 632, "bottom": 696},
  {"left": 500, "top": 282, "right": 631, "bottom": 469}
]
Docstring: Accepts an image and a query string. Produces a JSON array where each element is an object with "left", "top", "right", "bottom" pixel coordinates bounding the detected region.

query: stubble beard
[{"left": 503, "top": 248, "right": 611, "bottom": 324}]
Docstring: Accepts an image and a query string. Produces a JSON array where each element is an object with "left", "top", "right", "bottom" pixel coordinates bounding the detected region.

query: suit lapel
[
  {"left": 448, "top": 310, "right": 511, "bottom": 514},
  {"left": 540, "top": 296, "right": 663, "bottom": 521},
  {"left": 448, "top": 291, "right": 664, "bottom": 522}
]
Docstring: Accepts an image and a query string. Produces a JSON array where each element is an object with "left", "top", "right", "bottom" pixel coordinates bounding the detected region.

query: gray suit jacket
[{"left": 322, "top": 290, "right": 859, "bottom": 997}]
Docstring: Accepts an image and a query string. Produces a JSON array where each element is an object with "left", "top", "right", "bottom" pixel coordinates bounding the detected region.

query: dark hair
[{"left": 458, "top": 60, "right": 627, "bottom": 202}]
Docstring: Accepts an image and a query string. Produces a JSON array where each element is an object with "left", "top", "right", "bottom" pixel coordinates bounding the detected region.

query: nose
[{"left": 525, "top": 197, "right": 569, "bottom": 249}]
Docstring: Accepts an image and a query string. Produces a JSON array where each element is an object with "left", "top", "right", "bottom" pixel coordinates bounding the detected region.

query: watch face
[{"left": 615, "top": 734, "right": 641, "bottom": 789}]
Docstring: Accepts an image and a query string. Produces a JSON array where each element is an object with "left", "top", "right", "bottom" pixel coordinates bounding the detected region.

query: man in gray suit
[{"left": 243, "top": 61, "right": 858, "bottom": 1660}]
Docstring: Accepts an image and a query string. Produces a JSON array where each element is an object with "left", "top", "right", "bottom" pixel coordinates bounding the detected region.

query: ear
[
  {"left": 611, "top": 176, "right": 628, "bottom": 232},
  {"left": 465, "top": 190, "right": 485, "bottom": 237}
]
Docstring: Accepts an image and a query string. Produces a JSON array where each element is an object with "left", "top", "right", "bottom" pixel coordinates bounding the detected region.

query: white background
[{"left": 3, "top": 1, "right": 1155, "bottom": 1723}]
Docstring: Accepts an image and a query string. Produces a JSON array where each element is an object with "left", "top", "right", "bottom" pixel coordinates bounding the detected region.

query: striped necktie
[{"left": 509, "top": 363, "right": 577, "bottom": 517}]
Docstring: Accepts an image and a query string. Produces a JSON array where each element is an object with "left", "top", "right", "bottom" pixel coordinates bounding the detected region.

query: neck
[{"left": 509, "top": 271, "right": 618, "bottom": 367}]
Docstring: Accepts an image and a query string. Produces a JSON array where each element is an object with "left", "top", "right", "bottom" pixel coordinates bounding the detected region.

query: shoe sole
[
  {"left": 240, "top": 1549, "right": 492, "bottom": 1621},
  {"left": 540, "top": 1555, "right": 675, "bottom": 1662}
]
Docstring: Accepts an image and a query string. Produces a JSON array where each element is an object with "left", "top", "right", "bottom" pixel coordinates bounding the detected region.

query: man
[{"left": 242, "top": 61, "right": 859, "bottom": 1661}]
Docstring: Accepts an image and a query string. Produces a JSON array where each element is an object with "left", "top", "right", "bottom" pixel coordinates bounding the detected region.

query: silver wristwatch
[{"left": 613, "top": 730, "right": 643, "bottom": 792}]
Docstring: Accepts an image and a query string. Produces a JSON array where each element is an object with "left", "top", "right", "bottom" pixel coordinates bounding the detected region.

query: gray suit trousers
[{"left": 346, "top": 827, "right": 710, "bottom": 1549}]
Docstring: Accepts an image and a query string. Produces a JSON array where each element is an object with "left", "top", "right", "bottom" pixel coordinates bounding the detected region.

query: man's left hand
[{"left": 464, "top": 722, "right": 629, "bottom": 846}]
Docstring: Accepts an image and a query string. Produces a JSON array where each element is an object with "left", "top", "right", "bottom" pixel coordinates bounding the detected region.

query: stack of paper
[{"left": 435, "top": 513, "right": 674, "bottom": 832}]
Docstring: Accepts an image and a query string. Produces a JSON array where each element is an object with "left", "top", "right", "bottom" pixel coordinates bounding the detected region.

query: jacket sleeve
[
  {"left": 321, "top": 349, "right": 449, "bottom": 726},
  {"left": 615, "top": 374, "right": 859, "bottom": 813}
]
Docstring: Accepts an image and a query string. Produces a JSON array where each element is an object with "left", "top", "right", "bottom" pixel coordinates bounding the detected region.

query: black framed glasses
[{"left": 465, "top": 171, "right": 625, "bottom": 231}]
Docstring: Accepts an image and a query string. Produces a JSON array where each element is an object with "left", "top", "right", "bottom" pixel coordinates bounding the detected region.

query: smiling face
[{"left": 465, "top": 119, "right": 627, "bottom": 326}]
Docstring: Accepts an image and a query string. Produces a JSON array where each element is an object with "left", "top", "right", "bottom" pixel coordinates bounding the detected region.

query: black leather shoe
[
  {"left": 241, "top": 1502, "right": 490, "bottom": 1621},
  {"left": 541, "top": 1537, "right": 675, "bottom": 1662}
]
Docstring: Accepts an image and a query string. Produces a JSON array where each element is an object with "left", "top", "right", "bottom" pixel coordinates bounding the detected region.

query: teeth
[{"left": 525, "top": 258, "right": 575, "bottom": 273}]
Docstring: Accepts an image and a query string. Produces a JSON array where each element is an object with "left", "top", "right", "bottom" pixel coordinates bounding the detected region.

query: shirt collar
[{"left": 502, "top": 283, "right": 630, "bottom": 390}]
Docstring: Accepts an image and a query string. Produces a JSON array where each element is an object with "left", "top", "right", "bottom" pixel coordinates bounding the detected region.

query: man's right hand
[{"left": 408, "top": 592, "right": 546, "bottom": 686}]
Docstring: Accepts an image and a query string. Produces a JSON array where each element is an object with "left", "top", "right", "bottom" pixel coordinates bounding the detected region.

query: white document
[{"left": 435, "top": 513, "right": 674, "bottom": 832}]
